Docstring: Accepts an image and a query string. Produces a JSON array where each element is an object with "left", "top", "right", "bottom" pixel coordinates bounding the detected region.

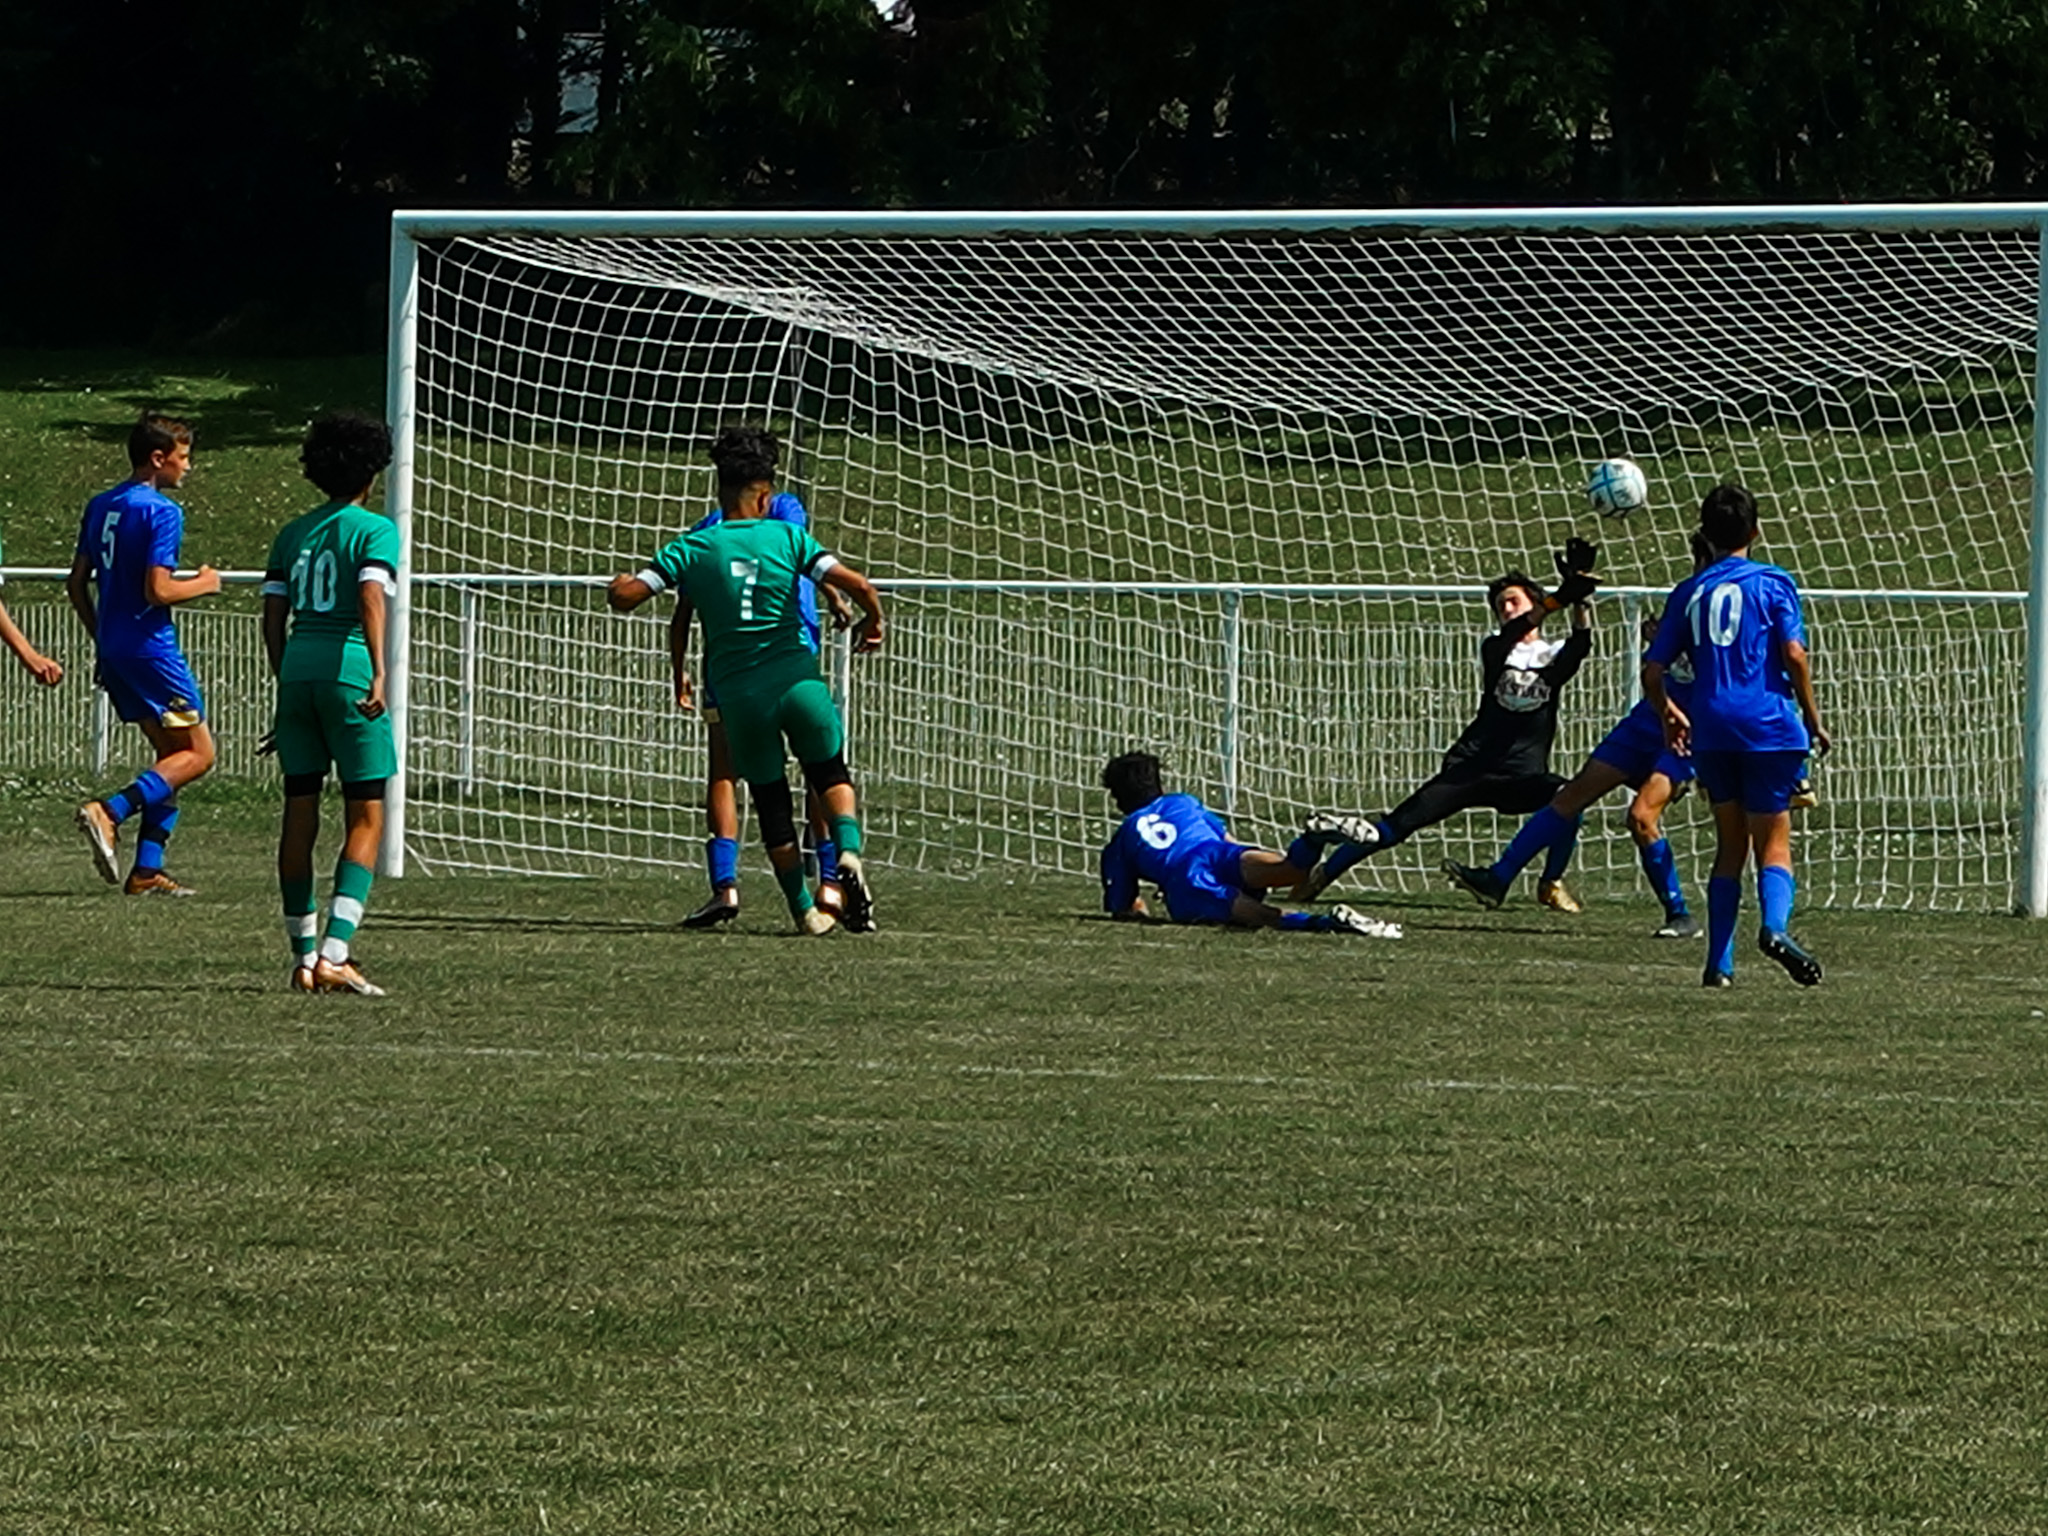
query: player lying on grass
[
  {"left": 673, "top": 490, "right": 856, "bottom": 930},
  {"left": 263, "top": 412, "right": 400, "bottom": 997},
  {"left": 1295, "top": 540, "right": 1599, "bottom": 909},
  {"left": 1444, "top": 532, "right": 1714, "bottom": 937},
  {"left": 1100, "top": 751, "right": 1402, "bottom": 937},
  {"left": 67, "top": 413, "right": 221, "bottom": 897},
  {"left": 0, "top": 517, "right": 63, "bottom": 686},
  {"left": 1643, "top": 484, "right": 1830, "bottom": 988},
  {"left": 609, "top": 425, "right": 884, "bottom": 936}
]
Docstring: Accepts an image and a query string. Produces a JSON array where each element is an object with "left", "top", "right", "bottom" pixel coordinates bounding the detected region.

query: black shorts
[{"left": 1384, "top": 769, "right": 1565, "bottom": 842}]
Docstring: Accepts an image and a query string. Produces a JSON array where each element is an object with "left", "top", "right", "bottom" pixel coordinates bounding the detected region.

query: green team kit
[
  {"left": 262, "top": 500, "right": 400, "bottom": 784},
  {"left": 642, "top": 517, "right": 846, "bottom": 783}
]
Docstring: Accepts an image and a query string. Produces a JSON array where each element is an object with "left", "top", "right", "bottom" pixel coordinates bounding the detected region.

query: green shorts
[
  {"left": 715, "top": 662, "right": 845, "bottom": 785},
  {"left": 274, "top": 678, "right": 397, "bottom": 786}
]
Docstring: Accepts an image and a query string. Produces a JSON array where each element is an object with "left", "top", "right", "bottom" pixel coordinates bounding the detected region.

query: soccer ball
[{"left": 1587, "top": 457, "right": 1648, "bottom": 517}]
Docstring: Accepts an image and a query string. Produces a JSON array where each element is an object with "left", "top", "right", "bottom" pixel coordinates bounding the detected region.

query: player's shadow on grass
[{"left": 378, "top": 911, "right": 741, "bottom": 937}]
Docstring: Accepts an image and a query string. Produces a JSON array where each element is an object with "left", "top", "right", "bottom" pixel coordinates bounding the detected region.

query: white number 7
[{"left": 729, "top": 558, "right": 760, "bottom": 620}]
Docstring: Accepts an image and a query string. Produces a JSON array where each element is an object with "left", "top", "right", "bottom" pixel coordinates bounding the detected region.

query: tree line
[{"left": 9, "top": 0, "right": 2048, "bottom": 350}]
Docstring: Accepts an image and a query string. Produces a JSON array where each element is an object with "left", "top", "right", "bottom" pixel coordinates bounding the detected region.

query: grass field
[{"left": 5, "top": 785, "right": 2048, "bottom": 1533}]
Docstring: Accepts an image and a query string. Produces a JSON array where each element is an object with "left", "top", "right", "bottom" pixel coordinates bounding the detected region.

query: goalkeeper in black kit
[{"left": 1296, "top": 538, "right": 1600, "bottom": 910}]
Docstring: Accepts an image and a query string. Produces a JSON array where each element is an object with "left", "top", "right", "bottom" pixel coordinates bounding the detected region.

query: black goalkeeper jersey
[{"left": 1439, "top": 623, "right": 1592, "bottom": 780}]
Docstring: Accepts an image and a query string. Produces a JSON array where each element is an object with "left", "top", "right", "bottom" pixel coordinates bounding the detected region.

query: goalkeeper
[
  {"left": 1295, "top": 538, "right": 1599, "bottom": 907},
  {"left": 608, "top": 425, "right": 884, "bottom": 936},
  {"left": 1100, "top": 751, "right": 1400, "bottom": 937}
]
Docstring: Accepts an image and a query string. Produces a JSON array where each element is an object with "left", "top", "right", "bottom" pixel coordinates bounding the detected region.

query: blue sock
[
  {"left": 1707, "top": 875, "right": 1741, "bottom": 977},
  {"left": 1279, "top": 910, "right": 1337, "bottom": 932},
  {"left": 816, "top": 839, "right": 840, "bottom": 886},
  {"left": 706, "top": 836, "right": 740, "bottom": 891},
  {"left": 1285, "top": 833, "right": 1319, "bottom": 869},
  {"left": 1639, "top": 837, "right": 1687, "bottom": 917},
  {"left": 1491, "top": 805, "right": 1568, "bottom": 883},
  {"left": 1539, "top": 813, "right": 1582, "bottom": 883},
  {"left": 104, "top": 769, "right": 173, "bottom": 826},
  {"left": 1758, "top": 864, "right": 1794, "bottom": 935},
  {"left": 134, "top": 800, "right": 178, "bottom": 874}
]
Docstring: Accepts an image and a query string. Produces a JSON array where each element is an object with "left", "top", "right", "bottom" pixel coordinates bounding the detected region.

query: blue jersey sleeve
[
  {"left": 1101, "top": 832, "right": 1139, "bottom": 913},
  {"left": 687, "top": 506, "right": 723, "bottom": 535},
  {"left": 1765, "top": 570, "right": 1806, "bottom": 650},
  {"left": 146, "top": 500, "right": 183, "bottom": 571}
]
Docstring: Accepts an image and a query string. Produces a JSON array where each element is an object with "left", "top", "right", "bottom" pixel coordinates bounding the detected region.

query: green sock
[
  {"left": 775, "top": 861, "right": 813, "bottom": 918},
  {"left": 321, "top": 859, "right": 375, "bottom": 963},
  {"left": 831, "top": 815, "right": 862, "bottom": 857},
  {"left": 282, "top": 874, "right": 318, "bottom": 962}
]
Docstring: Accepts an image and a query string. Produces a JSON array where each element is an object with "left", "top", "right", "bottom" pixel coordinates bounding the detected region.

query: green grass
[
  {"left": 0, "top": 351, "right": 385, "bottom": 572},
  {"left": 4, "top": 785, "right": 2048, "bottom": 1532}
]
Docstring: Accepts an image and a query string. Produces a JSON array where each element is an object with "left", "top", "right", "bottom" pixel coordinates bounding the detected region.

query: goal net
[{"left": 390, "top": 210, "right": 2045, "bottom": 910}]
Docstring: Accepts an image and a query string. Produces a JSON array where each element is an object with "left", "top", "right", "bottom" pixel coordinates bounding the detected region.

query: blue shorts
[
  {"left": 1694, "top": 749, "right": 1806, "bottom": 814},
  {"left": 98, "top": 649, "right": 206, "bottom": 729},
  {"left": 1590, "top": 714, "right": 1696, "bottom": 791},
  {"left": 1161, "top": 840, "right": 1253, "bottom": 925}
]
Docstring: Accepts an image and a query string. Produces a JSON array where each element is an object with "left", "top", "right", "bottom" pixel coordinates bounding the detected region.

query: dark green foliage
[{"left": 10, "top": 0, "right": 2048, "bottom": 348}]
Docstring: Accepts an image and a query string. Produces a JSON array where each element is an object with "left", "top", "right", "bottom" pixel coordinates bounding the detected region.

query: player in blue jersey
[
  {"left": 1294, "top": 539, "right": 1600, "bottom": 908},
  {"left": 1444, "top": 532, "right": 1714, "bottom": 936},
  {"left": 1100, "top": 752, "right": 1402, "bottom": 938},
  {"left": 65, "top": 413, "right": 222, "bottom": 896},
  {"left": 1644, "top": 485, "right": 1831, "bottom": 988},
  {"left": 675, "top": 490, "right": 856, "bottom": 930}
]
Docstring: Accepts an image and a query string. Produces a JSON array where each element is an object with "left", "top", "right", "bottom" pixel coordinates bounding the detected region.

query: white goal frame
[{"left": 384, "top": 203, "right": 2048, "bottom": 914}]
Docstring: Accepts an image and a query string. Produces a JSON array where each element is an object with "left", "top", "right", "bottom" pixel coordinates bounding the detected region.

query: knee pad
[
  {"left": 282, "top": 772, "right": 326, "bottom": 799},
  {"left": 750, "top": 778, "right": 798, "bottom": 848},
  {"left": 802, "top": 753, "right": 852, "bottom": 797}
]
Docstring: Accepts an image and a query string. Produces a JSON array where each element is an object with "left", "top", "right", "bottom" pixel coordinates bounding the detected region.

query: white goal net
[{"left": 389, "top": 209, "right": 2048, "bottom": 911}]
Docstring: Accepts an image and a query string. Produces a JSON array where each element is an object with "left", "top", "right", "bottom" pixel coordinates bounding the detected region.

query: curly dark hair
[
  {"left": 1101, "top": 750, "right": 1166, "bottom": 814},
  {"left": 301, "top": 411, "right": 393, "bottom": 500},
  {"left": 709, "top": 424, "right": 780, "bottom": 492}
]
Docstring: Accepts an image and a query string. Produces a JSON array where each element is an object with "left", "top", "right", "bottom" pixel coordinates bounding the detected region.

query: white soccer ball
[{"left": 1587, "top": 457, "right": 1649, "bottom": 517}]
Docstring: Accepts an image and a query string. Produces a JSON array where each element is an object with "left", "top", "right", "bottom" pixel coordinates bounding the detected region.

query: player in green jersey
[
  {"left": 261, "top": 412, "right": 400, "bottom": 996},
  {"left": 608, "top": 425, "right": 885, "bottom": 935}
]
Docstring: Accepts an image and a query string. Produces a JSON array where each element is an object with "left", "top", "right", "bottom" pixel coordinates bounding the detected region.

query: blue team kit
[{"left": 77, "top": 480, "right": 206, "bottom": 727}]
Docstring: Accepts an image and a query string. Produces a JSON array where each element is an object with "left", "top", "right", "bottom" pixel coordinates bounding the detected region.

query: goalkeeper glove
[{"left": 1554, "top": 536, "right": 1598, "bottom": 580}]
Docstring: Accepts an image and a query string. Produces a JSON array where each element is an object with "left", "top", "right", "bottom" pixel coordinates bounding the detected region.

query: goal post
[{"left": 384, "top": 203, "right": 2048, "bottom": 913}]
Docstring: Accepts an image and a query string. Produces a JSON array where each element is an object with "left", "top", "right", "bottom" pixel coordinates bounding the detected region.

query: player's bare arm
[
  {"left": 821, "top": 583, "right": 857, "bottom": 630},
  {"left": 64, "top": 555, "right": 97, "bottom": 639},
  {"left": 606, "top": 572, "right": 657, "bottom": 612},
  {"left": 357, "top": 580, "right": 389, "bottom": 718},
  {"left": 0, "top": 599, "right": 62, "bottom": 685},
  {"left": 1642, "top": 658, "right": 1691, "bottom": 755},
  {"left": 821, "top": 563, "right": 885, "bottom": 653},
  {"left": 261, "top": 593, "right": 290, "bottom": 677},
  {"left": 143, "top": 563, "right": 223, "bottom": 606},
  {"left": 669, "top": 596, "right": 696, "bottom": 709},
  {"left": 1782, "top": 638, "right": 1830, "bottom": 757}
]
